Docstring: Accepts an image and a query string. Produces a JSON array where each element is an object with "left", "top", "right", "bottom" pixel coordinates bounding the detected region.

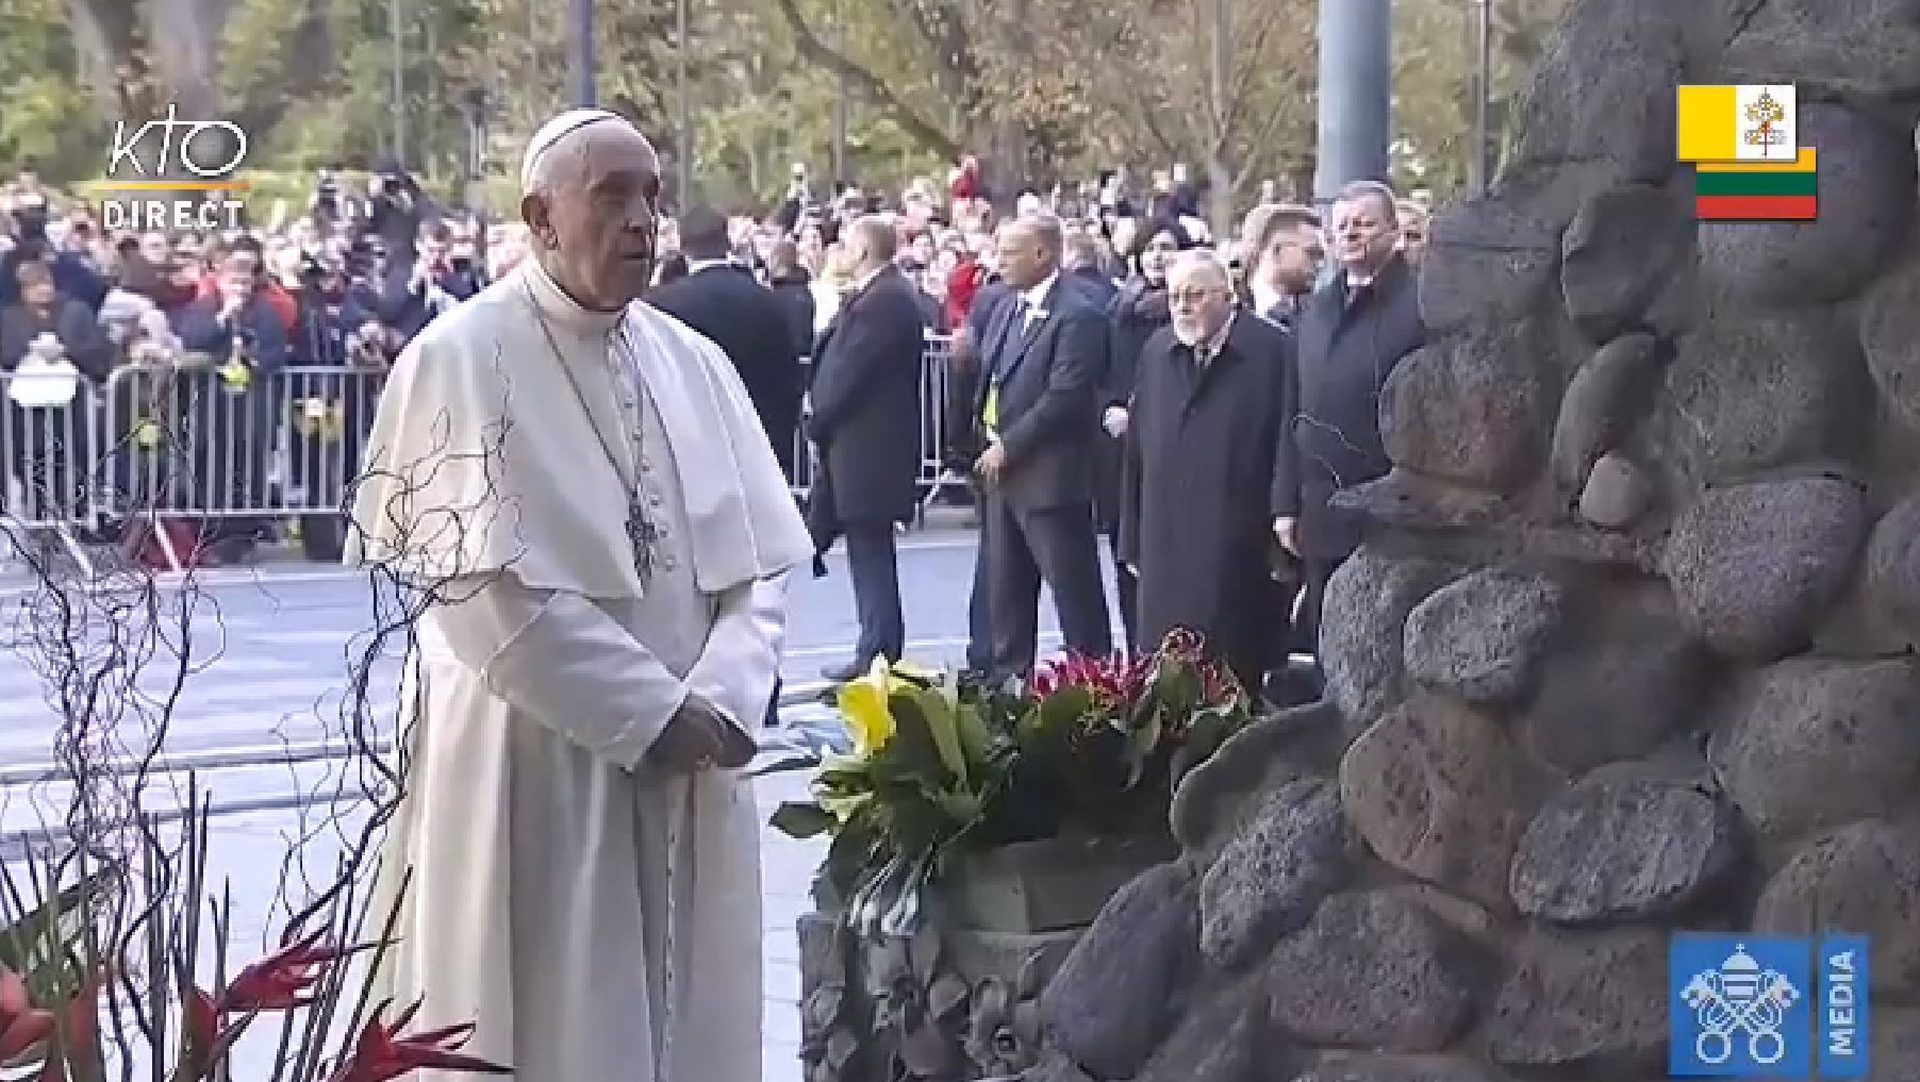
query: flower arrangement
[{"left": 766, "top": 627, "right": 1251, "bottom": 935}]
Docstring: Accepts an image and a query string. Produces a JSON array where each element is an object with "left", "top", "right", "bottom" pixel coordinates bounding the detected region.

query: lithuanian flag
[{"left": 1694, "top": 148, "right": 1818, "bottom": 221}]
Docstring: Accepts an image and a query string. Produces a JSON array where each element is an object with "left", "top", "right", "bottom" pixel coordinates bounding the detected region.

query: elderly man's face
[
  {"left": 994, "top": 224, "right": 1052, "bottom": 290},
  {"left": 1167, "top": 260, "right": 1232, "bottom": 347},
  {"left": 527, "top": 125, "right": 663, "bottom": 309},
  {"left": 1332, "top": 194, "right": 1398, "bottom": 274}
]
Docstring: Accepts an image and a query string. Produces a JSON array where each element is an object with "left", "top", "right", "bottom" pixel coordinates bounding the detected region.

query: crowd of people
[
  {"left": 733, "top": 164, "right": 1432, "bottom": 707},
  {"left": 0, "top": 147, "right": 1432, "bottom": 707}
]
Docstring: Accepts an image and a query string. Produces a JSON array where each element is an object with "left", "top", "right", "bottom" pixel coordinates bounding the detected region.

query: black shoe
[{"left": 821, "top": 660, "right": 866, "bottom": 683}]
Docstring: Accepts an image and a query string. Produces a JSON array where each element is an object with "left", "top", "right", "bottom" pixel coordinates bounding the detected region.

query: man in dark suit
[
  {"left": 1063, "top": 229, "right": 1119, "bottom": 311},
  {"left": 809, "top": 216, "right": 929, "bottom": 681},
  {"left": 1276, "top": 180, "right": 1426, "bottom": 683},
  {"left": 956, "top": 268, "right": 1011, "bottom": 680},
  {"left": 649, "top": 205, "right": 806, "bottom": 725},
  {"left": 649, "top": 205, "right": 805, "bottom": 479},
  {"left": 973, "top": 213, "right": 1112, "bottom": 681}
]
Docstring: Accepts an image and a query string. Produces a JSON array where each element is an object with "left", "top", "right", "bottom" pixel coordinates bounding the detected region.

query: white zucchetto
[{"left": 520, "top": 108, "right": 626, "bottom": 191}]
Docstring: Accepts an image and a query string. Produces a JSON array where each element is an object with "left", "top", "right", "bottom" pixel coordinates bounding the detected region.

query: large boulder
[
  {"left": 1859, "top": 256, "right": 1920, "bottom": 431},
  {"left": 1549, "top": 333, "right": 1663, "bottom": 499},
  {"left": 1508, "top": 775, "right": 1740, "bottom": 922},
  {"left": 1040, "top": 862, "right": 1199, "bottom": 1079},
  {"left": 1339, "top": 697, "right": 1529, "bottom": 909},
  {"left": 1198, "top": 778, "right": 1353, "bottom": 971},
  {"left": 1709, "top": 658, "right": 1920, "bottom": 844},
  {"left": 1517, "top": 581, "right": 1709, "bottom": 774},
  {"left": 1380, "top": 323, "right": 1555, "bottom": 492},
  {"left": 1319, "top": 550, "right": 1457, "bottom": 737},
  {"left": 1696, "top": 104, "right": 1916, "bottom": 305},
  {"left": 1718, "top": 0, "right": 1920, "bottom": 108},
  {"left": 1559, "top": 186, "right": 1693, "bottom": 343},
  {"left": 1265, "top": 891, "right": 1477, "bottom": 1053},
  {"left": 1661, "top": 477, "right": 1870, "bottom": 660},
  {"left": 1418, "top": 197, "right": 1562, "bottom": 335},
  {"left": 1754, "top": 818, "right": 1920, "bottom": 996},
  {"left": 1403, "top": 569, "right": 1565, "bottom": 707},
  {"left": 1662, "top": 312, "right": 1872, "bottom": 483},
  {"left": 1485, "top": 927, "right": 1669, "bottom": 1070},
  {"left": 1863, "top": 496, "right": 1920, "bottom": 648}
]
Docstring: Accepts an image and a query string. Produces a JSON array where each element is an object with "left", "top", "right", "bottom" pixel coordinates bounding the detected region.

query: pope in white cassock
[{"left": 344, "top": 110, "right": 813, "bottom": 1082}]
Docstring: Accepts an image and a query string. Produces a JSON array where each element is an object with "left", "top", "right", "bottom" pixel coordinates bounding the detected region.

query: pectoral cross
[{"left": 625, "top": 496, "right": 659, "bottom": 584}]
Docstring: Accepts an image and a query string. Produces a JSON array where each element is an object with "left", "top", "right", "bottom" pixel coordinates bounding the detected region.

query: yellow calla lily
[{"left": 837, "top": 656, "right": 898, "bottom": 757}]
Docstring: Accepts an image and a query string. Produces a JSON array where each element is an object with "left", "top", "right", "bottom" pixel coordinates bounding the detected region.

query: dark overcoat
[
  {"left": 1120, "top": 314, "right": 1297, "bottom": 690},
  {"left": 807, "top": 265, "right": 928, "bottom": 524},
  {"left": 1097, "top": 279, "right": 1171, "bottom": 531},
  {"left": 1281, "top": 254, "right": 1425, "bottom": 561}
]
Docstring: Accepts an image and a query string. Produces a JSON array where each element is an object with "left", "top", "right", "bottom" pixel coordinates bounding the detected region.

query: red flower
[
  {"left": 34, "top": 970, "right": 103, "bottom": 1082},
  {"left": 329, "top": 999, "right": 512, "bottom": 1082},
  {"left": 0, "top": 967, "right": 53, "bottom": 1061},
  {"left": 1030, "top": 651, "right": 1150, "bottom": 708},
  {"left": 222, "top": 929, "right": 371, "bottom": 1013},
  {"left": 184, "top": 987, "right": 220, "bottom": 1049}
]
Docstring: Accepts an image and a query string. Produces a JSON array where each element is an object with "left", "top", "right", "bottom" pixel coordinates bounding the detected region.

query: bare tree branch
[{"left": 765, "top": 0, "right": 964, "bottom": 159}]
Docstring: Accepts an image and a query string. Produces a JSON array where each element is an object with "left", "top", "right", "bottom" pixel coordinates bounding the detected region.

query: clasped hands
[{"left": 646, "top": 693, "right": 755, "bottom": 773}]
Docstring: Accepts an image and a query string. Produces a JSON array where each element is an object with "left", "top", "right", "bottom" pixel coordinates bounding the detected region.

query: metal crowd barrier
[
  {"left": 3, "top": 335, "right": 963, "bottom": 575},
  {"left": 0, "top": 369, "right": 104, "bottom": 572},
  {"left": 789, "top": 332, "right": 967, "bottom": 519}
]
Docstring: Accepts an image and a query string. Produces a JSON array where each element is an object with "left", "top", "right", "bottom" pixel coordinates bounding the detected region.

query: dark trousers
[
  {"left": 985, "top": 495, "right": 1111, "bottom": 680},
  {"left": 966, "top": 538, "right": 993, "bottom": 673},
  {"left": 1101, "top": 520, "right": 1139, "bottom": 652},
  {"left": 844, "top": 520, "right": 905, "bottom": 665}
]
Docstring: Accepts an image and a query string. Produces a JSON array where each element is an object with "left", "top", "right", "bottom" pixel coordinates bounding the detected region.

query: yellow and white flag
[{"left": 1676, "top": 84, "right": 1798, "bottom": 162}]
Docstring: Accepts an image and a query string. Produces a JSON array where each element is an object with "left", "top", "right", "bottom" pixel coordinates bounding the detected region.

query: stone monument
[{"left": 1030, "top": 0, "right": 1920, "bottom": 1078}]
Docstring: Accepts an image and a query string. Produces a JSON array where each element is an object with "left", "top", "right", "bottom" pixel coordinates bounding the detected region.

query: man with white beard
[
  {"left": 345, "top": 109, "right": 812, "bottom": 1082},
  {"left": 1119, "top": 249, "right": 1298, "bottom": 694}
]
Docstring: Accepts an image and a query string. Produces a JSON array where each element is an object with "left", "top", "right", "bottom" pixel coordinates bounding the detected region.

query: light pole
[
  {"left": 390, "top": 0, "right": 406, "bottom": 167},
  {"left": 569, "top": 0, "right": 596, "bottom": 106},
  {"left": 831, "top": 0, "right": 847, "bottom": 187},
  {"left": 1312, "top": 0, "right": 1392, "bottom": 203},
  {"left": 1471, "top": 0, "right": 1492, "bottom": 192},
  {"left": 676, "top": 0, "right": 693, "bottom": 203}
]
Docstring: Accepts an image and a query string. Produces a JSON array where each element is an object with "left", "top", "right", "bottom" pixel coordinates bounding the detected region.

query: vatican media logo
[
  {"left": 97, "top": 104, "right": 251, "bottom": 233},
  {"left": 1669, "top": 934, "right": 1869, "bottom": 1078}
]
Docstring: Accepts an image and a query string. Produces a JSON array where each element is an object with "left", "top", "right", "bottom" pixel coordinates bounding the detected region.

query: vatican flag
[{"left": 1676, "top": 84, "right": 1798, "bottom": 162}]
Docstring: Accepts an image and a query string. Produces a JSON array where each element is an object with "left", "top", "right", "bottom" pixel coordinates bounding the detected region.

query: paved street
[{"left": 0, "top": 522, "right": 1066, "bottom": 1081}]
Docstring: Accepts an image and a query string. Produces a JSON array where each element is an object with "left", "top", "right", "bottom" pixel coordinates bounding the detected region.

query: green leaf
[
  {"left": 0, "top": 866, "right": 110, "bottom": 978},
  {"left": 886, "top": 688, "right": 959, "bottom": 787},
  {"left": 770, "top": 801, "right": 839, "bottom": 839},
  {"left": 954, "top": 700, "right": 993, "bottom": 767},
  {"left": 1124, "top": 707, "right": 1164, "bottom": 790},
  {"left": 1040, "top": 686, "right": 1097, "bottom": 727},
  {"left": 904, "top": 686, "right": 970, "bottom": 786}
]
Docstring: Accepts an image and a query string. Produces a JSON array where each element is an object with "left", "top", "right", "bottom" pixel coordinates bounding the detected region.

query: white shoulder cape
[{"left": 343, "top": 271, "right": 812, "bottom": 599}]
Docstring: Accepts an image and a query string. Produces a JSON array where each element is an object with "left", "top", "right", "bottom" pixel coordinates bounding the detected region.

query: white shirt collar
[
  {"left": 687, "top": 256, "right": 737, "bottom": 276},
  {"left": 1023, "top": 271, "right": 1059, "bottom": 312},
  {"left": 852, "top": 263, "right": 887, "bottom": 293}
]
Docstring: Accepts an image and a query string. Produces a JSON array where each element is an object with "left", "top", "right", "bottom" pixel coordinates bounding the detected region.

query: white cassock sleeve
[
  {"left": 434, "top": 572, "right": 689, "bottom": 769},
  {"left": 686, "top": 570, "right": 792, "bottom": 735}
]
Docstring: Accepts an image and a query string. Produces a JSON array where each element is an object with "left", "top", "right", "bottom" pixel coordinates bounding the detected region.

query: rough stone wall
[{"left": 1030, "top": 1, "right": 1920, "bottom": 1079}]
